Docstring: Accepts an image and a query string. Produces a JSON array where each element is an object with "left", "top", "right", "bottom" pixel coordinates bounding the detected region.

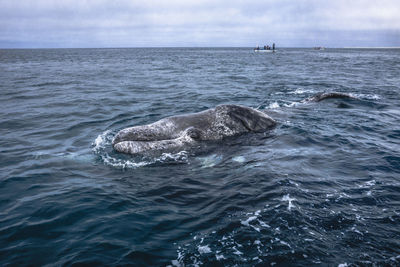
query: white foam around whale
[{"left": 92, "top": 130, "right": 189, "bottom": 168}]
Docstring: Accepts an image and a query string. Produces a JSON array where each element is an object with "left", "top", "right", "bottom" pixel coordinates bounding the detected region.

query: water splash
[
  {"left": 351, "top": 93, "right": 381, "bottom": 100},
  {"left": 198, "top": 154, "right": 223, "bottom": 168},
  {"left": 281, "top": 194, "right": 296, "bottom": 211},
  {"left": 268, "top": 102, "right": 280, "bottom": 109},
  {"left": 292, "top": 88, "right": 316, "bottom": 94}
]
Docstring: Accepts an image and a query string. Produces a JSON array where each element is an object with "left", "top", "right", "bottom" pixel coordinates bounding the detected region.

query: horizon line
[{"left": 1, "top": 46, "right": 399, "bottom": 50}]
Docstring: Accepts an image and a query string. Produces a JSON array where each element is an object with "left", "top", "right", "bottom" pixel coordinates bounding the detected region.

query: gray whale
[
  {"left": 302, "top": 92, "right": 355, "bottom": 103},
  {"left": 112, "top": 104, "right": 276, "bottom": 155},
  {"left": 112, "top": 92, "right": 355, "bottom": 155}
]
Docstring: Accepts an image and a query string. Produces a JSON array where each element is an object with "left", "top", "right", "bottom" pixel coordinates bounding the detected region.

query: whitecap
[
  {"left": 241, "top": 216, "right": 258, "bottom": 226},
  {"left": 156, "top": 151, "right": 189, "bottom": 163},
  {"left": 241, "top": 216, "right": 260, "bottom": 232},
  {"left": 254, "top": 240, "right": 261, "bottom": 245},
  {"left": 258, "top": 220, "right": 270, "bottom": 228},
  {"left": 292, "top": 88, "right": 316, "bottom": 94},
  {"left": 280, "top": 240, "right": 292, "bottom": 248},
  {"left": 268, "top": 102, "right": 280, "bottom": 109},
  {"left": 232, "top": 246, "right": 243, "bottom": 255},
  {"left": 282, "top": 194, "right": 296, "bottom": 211},
  {"left": 352, "top": 93, "right": 381, "bottom": 100},
  {"left": 198, "top": 154, "right": 223, "bottom": 168},
  {"left": 283, "top": 101, "right": 299, "bottom": 108},
  {"left": 232, "top": 155, "right": 245, "bottom": 163},
  {"left": 198, "top": 245, "right": 211, "bottom": 254},
  {"left": 215, "top": 253, "right": 226, "bottom": 260},
  {"left": 364, "top": 180, "right": 376, "bottom": 187}
]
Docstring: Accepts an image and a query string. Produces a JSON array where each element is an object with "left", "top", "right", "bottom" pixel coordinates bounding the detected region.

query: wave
[{"left": 171, "top": 198, "right": 299, "bottom": 266}]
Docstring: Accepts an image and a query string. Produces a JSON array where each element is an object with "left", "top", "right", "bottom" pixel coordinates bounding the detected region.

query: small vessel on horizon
[{"left": 254, "top": 43, "right": 276, "bottom": 53}]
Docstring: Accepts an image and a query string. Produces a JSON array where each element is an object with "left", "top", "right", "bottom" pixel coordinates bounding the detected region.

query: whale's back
[{"left": 216, "top": 104, "right": 276, "bottom": 133}]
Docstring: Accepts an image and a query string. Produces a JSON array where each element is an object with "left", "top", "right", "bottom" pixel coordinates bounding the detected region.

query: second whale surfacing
[
  {"left": 302, "top": 92, "right": 355, "bottom": 103},
  {"left": 112, "top": 104, "right": 277, "bottom": 155}
]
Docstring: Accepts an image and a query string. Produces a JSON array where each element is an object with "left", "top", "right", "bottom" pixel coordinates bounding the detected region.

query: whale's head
[
  {"left": 112, "top": 128, "right": 134, "bottom": 147},
  {"left": 112, "top": 125, "right": 176, "bottom": 147},
  {"left": 216, "top": 104, "right": 276, "bottom": 132}
]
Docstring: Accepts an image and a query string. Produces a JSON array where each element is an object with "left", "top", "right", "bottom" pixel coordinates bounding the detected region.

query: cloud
[{"left": 0, "top": 0, "right": 399, "bottom": 47}]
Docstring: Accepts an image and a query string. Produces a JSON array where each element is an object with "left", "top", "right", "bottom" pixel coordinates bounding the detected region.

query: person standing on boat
[{"left": 272, "top": 43, "right": 275, "bottom": 50}]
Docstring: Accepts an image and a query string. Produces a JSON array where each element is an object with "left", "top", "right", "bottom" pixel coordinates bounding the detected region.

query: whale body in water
[
  {"left": 112, "top": 92, "right": 355, "bottom": 155},
  {"left": 112, "top": 104, "right": 276, "bottom": 155},
  {"left": 302, "top": 92, "right": 355, "bottom": 103}
]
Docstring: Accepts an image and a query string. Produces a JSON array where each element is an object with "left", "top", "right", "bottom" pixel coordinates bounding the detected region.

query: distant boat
[{"left": 313, "top": 47, "right": 325, "bottom": 50}]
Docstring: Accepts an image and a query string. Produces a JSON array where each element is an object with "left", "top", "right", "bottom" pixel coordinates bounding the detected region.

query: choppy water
[{"left": 1, "top": 47, "right": 400, "bottom": 266}]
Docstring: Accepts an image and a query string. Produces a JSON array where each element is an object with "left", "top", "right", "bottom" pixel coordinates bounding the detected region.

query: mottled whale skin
[{"left": 112, "top": 104, "right": 276, "bottom": 155}]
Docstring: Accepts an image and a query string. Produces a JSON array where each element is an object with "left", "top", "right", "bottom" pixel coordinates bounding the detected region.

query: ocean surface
[{"left": 1, "top": 47, "right": 399, "bottom": 266}]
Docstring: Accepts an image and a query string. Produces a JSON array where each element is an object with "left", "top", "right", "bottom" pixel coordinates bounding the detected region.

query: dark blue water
[{"left": 1, "top": 48, "right": 400, "bottom": 266}]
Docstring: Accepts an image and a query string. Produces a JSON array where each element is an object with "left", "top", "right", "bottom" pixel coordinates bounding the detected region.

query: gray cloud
[{"left": 0, "top": 0, "right": 399, "bottom": 48}]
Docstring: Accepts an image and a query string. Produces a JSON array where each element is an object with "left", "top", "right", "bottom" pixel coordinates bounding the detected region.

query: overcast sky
[{"left": 0, "top": 0, "right": 399, "bottom": 48}]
